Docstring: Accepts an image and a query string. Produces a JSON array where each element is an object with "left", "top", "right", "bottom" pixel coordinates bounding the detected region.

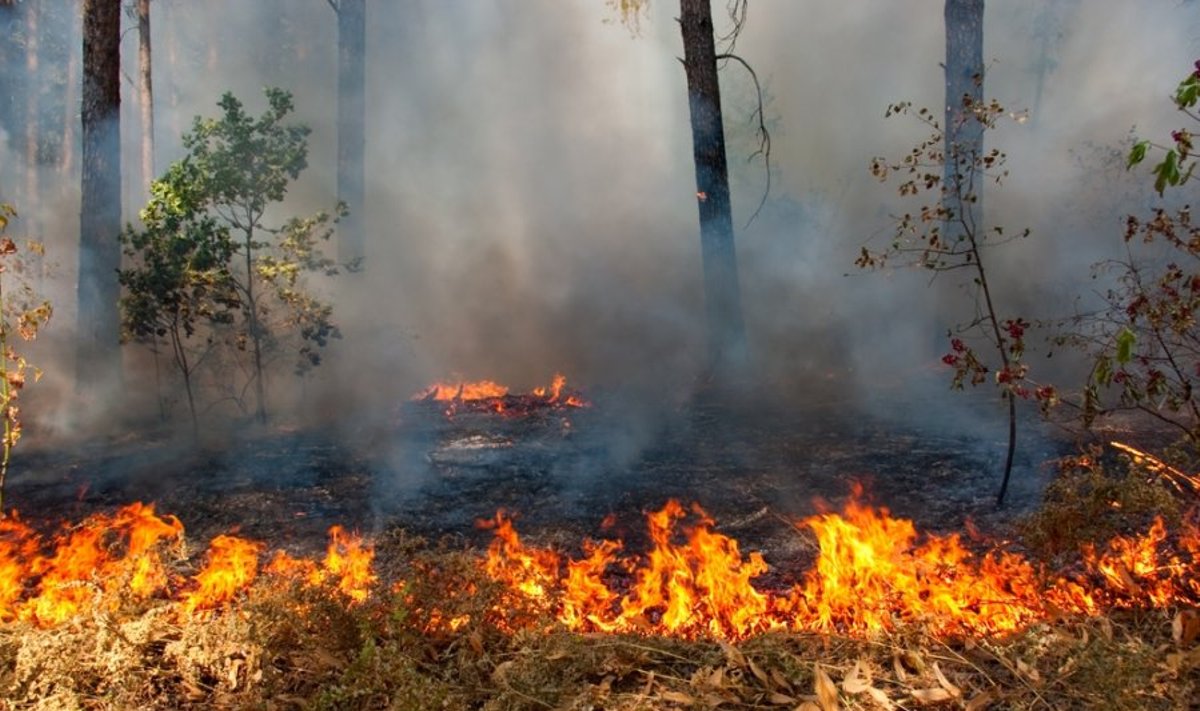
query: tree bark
[
  {"left": 23, "top": 0, "right": 39, "bottom": 224},
  {"left": 137, "top": 0, "right": 153, "bottom": 199},
  {"left": 679, "top": 0, "right": 746, "bottom": 377},
  {"left": 943, "top": 0, "right": 984, "bottom": 229},
  {"left": 78, "top": 0, "right": 122, "bottom": 393},
  {"left": 335, "top": 0, "right": 366, "bottom": 268}
]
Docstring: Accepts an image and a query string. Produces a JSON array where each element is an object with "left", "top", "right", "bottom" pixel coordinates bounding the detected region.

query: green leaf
[
  {"left": 1115, "top": 327, "right": 1136, "bottom": 364},
  {"left": 1154, "top": 150, "right": 1181, "bottom": 195},
  {"left": 1128, "top": 140, "right": 1149, "bottom": 168}
]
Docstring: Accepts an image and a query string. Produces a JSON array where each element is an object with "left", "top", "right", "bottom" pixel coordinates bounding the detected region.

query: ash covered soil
[{"left": 4, "top": 384, "right": 1077, "bottom": 570}]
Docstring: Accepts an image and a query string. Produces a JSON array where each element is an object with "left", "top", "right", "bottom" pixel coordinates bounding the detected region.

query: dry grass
[{"left": 1, "top": 461, "right": 1198, "bottom": 710}]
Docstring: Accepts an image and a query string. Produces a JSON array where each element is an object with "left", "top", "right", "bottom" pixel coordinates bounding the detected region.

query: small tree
[
  {"left": 857, "top": 98, "right": 1051, "bottom": 507},
  {"left": 1084, "top": 60, "right": 1200, "bottom": 448},
  {"left": 0, "top": 204, "right": 52, "bottom": 514},
  {"left": 120, "top": 89, "right": 342, "bottom": 426}
]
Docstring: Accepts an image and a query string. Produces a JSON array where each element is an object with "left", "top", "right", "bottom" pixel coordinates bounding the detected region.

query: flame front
[
  {"left": 483, "top": 496, "right": 1200, "bottom": 639},
  {"left": 0, "top": 505, "right": 374, "bottom": 626}
]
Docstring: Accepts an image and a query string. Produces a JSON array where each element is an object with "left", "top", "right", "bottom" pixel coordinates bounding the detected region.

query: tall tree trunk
[
  {"left": 137, "top": 0, "right": 153, "bottom": 199},
  {"left": 335, "top": 0, "right": 366, "bottom": 268},
  {"left": 679, "top": 0, "right": 746, "bottom": 377},
  {"left": 943, "top": 0, "right": 984, "bottom": 230},
  {"left": 78, "top": 0, "right": 122, "bottom": 394},
  {"left": 23, "top": 0, "right": 39, "bottom": 225},
  {"left": 0, "top": 4, "right": 20, "bottom": 171}
]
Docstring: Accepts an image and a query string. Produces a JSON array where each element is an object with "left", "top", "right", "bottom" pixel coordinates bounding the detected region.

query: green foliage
[
  {"left": 120, "top": 89, "right": 343, "bottom": 427},
  {"left": 0, "top": 203, "right": 52, "bottom": 514},
  {"left": 1083, "top": 60, "right": 1200, "bottom": 446}
]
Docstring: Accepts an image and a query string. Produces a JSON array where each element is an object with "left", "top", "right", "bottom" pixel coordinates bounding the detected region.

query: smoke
[{"left": 4, "top": 0, "right": 1199, "bottom": 466}]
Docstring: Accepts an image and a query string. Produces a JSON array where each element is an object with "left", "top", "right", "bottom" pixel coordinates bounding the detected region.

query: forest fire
[
  {"left": 412, "top": 373, "right": 588, "bottom": 416},
  {"left": 1, "top": 492, "right": 1196, "bottom": 642},
  {"left": 481, "top": 490, "right": 1200, "bottom": 640},
  {"left": 0, "top": 503, "right": 375, "bottom": 627}
]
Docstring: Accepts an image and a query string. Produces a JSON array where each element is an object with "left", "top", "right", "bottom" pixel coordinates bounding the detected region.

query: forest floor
[{"left": 0, "top": 382, "right": 1196, "bottom": 709}]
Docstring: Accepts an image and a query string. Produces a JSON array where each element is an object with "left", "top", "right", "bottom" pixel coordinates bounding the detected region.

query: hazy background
[{"left": 9, "top": 0, "right": 1200, "bottom": 438}]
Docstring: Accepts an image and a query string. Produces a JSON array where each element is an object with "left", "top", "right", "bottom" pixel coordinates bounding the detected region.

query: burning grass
[
  {"left": 412, "top": 373, "right": 589, "bottom": 417},
  {"left": 0, "top": 457, "right": 1197, "bottom": 708}
]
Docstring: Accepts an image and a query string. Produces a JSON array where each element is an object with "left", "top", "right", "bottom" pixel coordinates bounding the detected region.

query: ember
[{"left": 412, "top": 373, "right": 588, "bottom": 416}]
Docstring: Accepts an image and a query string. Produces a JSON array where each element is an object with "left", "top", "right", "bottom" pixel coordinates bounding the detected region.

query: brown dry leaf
[
  {"left": 659, "top": 690, "right": 696, "bottom": 705},
  {"left": 842, "top": 661, "right": 870, "bottom": 695},
  {"left": 468, "top": 629, "right": 483, "bottom": 655},
  {"left": 771, "top": 668, "right": 794, "bottom": 692},
  {"left": 813, "top": 663, "right": 839, "bottom": 711},
  {"left": 892, "top": 654, "right": 908, "bottom": 683},
  {"left": 931, "top": 662, "right": 961, "bottom": 698},
  {"left": 910, "top": 687, "right": 953, "bottom": 704},
  {"left": 964, "top": 691, "right": 996, "bottom": 710},
  {"left": 491, "top": 660, "right": 514, "bottom": 683},
  {"left": 794, "top": 702, "right": 822, "bottom": 711},
  {"left": 721, "top": 640, "right": 747, "bottom": 668},
  {"left": 749, "top": 659, "right": 770, "bottom": 686},
  {"left": 865, "top": 686, "right": 895, "bottom": 709},
  {"left": 1172, "top": 609, "right": 1200, "bottom": 647},
  {"left": 1015, "top": 658, "right": 1041, "bottom": 683},
  {"left": 1098, "top": 616, "right": 1114, "bottom": 641},
  {"left": 709, "top": 666, "right": 727, "bottom": 687},
  {"left": 901, "top": 650, "right": 926, "bottom": 673},
  {"left": 769, "top": 692, "right": 798, "bottom": 705}
]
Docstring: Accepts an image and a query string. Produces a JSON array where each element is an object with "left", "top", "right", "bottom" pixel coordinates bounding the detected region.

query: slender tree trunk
[
  {"left": 23, "top": 1, "right": 39, "bottom": 226},
  {"left": 78, "top": 0, "right": 123, "bottom": 394},
  {"left": 943, "top": 0, "right": 984, "bottom": 230},
  {"left": 335, "top": 0, "right": 366, "bottom": 268},
  {"left": 137, "top": 0, "right": 153, "bottom": 199},
  {"left": 244, "top": 226, "right": 266, "bottom": 423},
  {"left": 0, "top": 4, "right": 20, "bottom": 165},
  {"left": 679, "top": 0, "right": 746, "bottom": 377}
]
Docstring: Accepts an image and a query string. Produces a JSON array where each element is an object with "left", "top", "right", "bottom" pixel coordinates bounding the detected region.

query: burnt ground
[{"left": 1, "top": 381, "right": 1089, "bottom": 575}]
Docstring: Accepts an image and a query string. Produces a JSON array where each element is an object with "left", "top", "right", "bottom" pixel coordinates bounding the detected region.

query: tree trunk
[
  {"left": 23, "top": 0, "right": 39, "bottom": 225},
  {"left": 137, "top": 0, "right": 153, "bottom": 199},
  {"left": 336, "top": 0, "right": 366, "bottom": 268},
  {"left": 679, "top": 0, "right": 746, "bottom": 377},
  {"left": 78, "top": 0, "right": 122, "bottom": 394},
  {"left": 943, "top": 0, "right": 984, "bottom": 230},
  {"left": 0, "top": 4, "right": 20, "bottom": 162}
]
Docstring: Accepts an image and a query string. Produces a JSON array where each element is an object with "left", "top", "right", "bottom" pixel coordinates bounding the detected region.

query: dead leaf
[
  {"left": 842, "top": 661, "right": 870, "bottom": 695},
  {"left": 771, "top": 668, "right": 793, "bottom": 692},
  {"left": 813, "top": 663, "right": 839, "bottom": 711},
  {"left": 910, "top": 687, "right": 953, "bottom": 704},
  {"left": 769, "top": 692, "right": 798, "bottom": 705},
  {"left": 931, "top": 662, "right": 961, "bottom": 698},
  {"left": 750, "top": 659, "right": 770, "bottom": 686},
  {"left": 901, "top": 650, "right": 926, "bottom": 673},
  {"left": 866, "top": 686, "right": 895, "bottom": 709},
  {"left": 965, "top": 691, "right": 996, "bottom": 710},
  {"left": 794, "top": 702, "right": 822, "bottom": 711},
  {"left": 721, "top": 640, "right": 747, "bottom": 668},
  {"left": 492, "top": 660, "right": 514, "bottom": 683},
  {"left": 1015, "top": 658, "right": 1041, "bottom": 683},
  {"left": 468, "top": 630, "right": 483, "bottom": 655},
  {"left": 1173, "top": 609, "right": 1200, "bottom": 647},
  {"left": 659, "top": 690, "right": 696, "bottom": 705},
  {"left": 892, "top": 654, "right": 908, "bottom": 683}
]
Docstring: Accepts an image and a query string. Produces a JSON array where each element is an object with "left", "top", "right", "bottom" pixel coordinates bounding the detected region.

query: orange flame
[
  {"left": 483, "top": 495, "right": 1200, "bottom": 639},
  {"left": 415, "top": 380, "right": 509, "bottom": 402},
  {"left": 181, "top": 535, "right": 264, "bottom": 615}
]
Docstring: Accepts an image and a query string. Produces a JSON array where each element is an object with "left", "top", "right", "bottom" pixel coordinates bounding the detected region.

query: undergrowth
[{"left": 0, "top": 477, "right": 1197, "bottom": 710}]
